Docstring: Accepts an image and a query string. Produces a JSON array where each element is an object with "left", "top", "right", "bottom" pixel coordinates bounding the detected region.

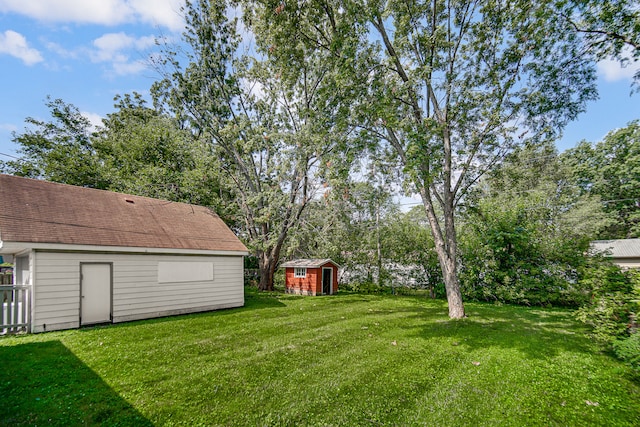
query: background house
[
  {"left": 591, "top": 238, "right": 640, "bottom": 269},
  {"left": 0, "top": 174, "right": 248, "bottom": 333},
  {"left": 281, "top": 259, "right": 339, "bottom": 296}
]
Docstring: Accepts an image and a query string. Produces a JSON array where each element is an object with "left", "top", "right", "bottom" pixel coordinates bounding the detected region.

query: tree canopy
[
  {"left": 1, "top": 97, "right": 104, "bottom": 187},
  {"left": 257, "top": 0, "right": 603, "bottom": 317},
  {"left": 562, "top": 120, "right": 640, "bottom": 239},
  {"left": 565, "top": 0, "right": 640, "bottom": 89},
  {"left": 0, "top": 95, "right": 225, "bottom": 214}
]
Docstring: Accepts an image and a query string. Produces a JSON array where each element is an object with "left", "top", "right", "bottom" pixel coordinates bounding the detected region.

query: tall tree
[
  {"left": 93, "top": 93, "right": 224, "bottom": 210},
  {"left": 0, "top": 97, "right": 104, "bottom": 187},
  {"left": 261, "top": 0, "right": 598, "bottom": 317},
  {"left": 152, "top": 0, "right": 354, "bottom": 290},
  {"left": 562, "top": 120, "right": 640, "bottom": 238}
]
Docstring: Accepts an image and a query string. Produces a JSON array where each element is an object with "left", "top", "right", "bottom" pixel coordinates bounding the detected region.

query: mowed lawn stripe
[{"left": 1, "top": 289, "right": 638, "bottom": 426}]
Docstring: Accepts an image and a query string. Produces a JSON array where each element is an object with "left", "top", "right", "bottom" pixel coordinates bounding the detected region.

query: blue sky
[
  {"left": 0, "top": 0, "right": 185, "bottom": 159},
  {"left": 0, "top": 0, "right": 638, "bottom": 162}
]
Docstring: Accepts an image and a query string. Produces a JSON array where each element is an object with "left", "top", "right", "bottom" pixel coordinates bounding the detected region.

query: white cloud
[
  {"left": 128, "top": 0, "right": 185, "bottom": 31},
  {"left": 0, "top": 123, "right": 18, "bottom": 132},
  {"left": 597, "top": 48, "right": 640, "bottom": 82},
  {"left": 81, "top": 111, "right": 104, "bottom": 130},
  {"left": 44, "top": 41, "right": 78, "bottom": 59},
  {"left": 90, "top": 32, "right": 156, "bottom": 75},
  {"left": 0, "top": 0, "right": 185, "bottom": 31},
  {"left": 0, "top": 0, "right": 132, "bottom": 26},
  {"left": 112, "top": 59, "right": 147, "bottom": 76},
  {"left": 0, "top": 30, "right": 43, "bottom": 65},
  {"left": 93, "top": 32, "right": 155, "bottom": 56},
  {"left": 91, "top": 32, "right": 135, "bottom": 62}
]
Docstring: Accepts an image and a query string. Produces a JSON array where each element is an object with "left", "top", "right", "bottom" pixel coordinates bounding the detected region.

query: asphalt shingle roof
[
  {"left": 280, "top": 259, "right": 338, "bottom": 268},
  {"left": 0, "top": 174, "right": 247, "bottom": 253},
  {"left": 591, "top": 239, "right": 640, "bottom": 258}
]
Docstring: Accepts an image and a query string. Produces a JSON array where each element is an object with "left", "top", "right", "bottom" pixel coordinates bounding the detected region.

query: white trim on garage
[{"left": 0, "top": 241, "right": 248, "bottom": 257}]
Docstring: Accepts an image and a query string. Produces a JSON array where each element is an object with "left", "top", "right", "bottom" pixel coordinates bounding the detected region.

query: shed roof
[
  {"left": 0, "top": 174, "right": 247, "bottom": 253},
  {"left": 280, "top": 259, "right": 339, "bottom": 268},
  {"left": 591, "top": 239, "right": 640, "bottom": 259}
]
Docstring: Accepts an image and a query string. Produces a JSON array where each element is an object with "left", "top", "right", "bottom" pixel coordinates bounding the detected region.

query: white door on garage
[{"left": 80, "top": 263, "right": 112, "bottom": 325}]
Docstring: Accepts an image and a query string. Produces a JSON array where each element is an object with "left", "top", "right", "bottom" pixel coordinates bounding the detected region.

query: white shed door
[{"left": 81, "top": 263, "right": 112, "bottom": 325}]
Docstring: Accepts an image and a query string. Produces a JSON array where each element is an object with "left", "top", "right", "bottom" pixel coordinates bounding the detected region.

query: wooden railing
[{"left": 1, "top": 285, "right": 29, "bottom": 334}]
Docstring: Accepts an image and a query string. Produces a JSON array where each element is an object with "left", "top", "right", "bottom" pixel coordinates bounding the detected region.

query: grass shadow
[
  {"left": 401, "top": 301, "right": 596, "bottom": 360},
  {"left": 243, "top": 286, "right": 289, "bottom": 309},
  {"left": 0, "top": 341, "right": 152, "bottom": 426}
]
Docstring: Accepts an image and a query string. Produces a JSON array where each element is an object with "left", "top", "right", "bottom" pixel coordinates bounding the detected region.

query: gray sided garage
[{"left": 0, "top": 174, "right": 248, "bottom": 333}]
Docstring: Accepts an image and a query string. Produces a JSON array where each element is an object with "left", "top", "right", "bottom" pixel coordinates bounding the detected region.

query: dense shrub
[
  {"left": 459, "top": 141, "right": 612, "bottom": 308},
  {"left": 340, "top": 281, "right": 388, "bottom": 294},
  {"left": 458, "top": 195, "right": 593, "bottom": 308},
  {"left": 613, "top": 334, "right": 640, "bottom": 373},
  {"left": 574, "top": 259, "right": 640, "bottom": 373},
  {"left": 574, "top": 260, "right": 636, "bottom": 339}
]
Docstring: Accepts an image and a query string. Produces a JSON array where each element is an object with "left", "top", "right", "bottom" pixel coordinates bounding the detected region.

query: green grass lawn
[{"left": 1, "top": 289, "right": 639, "bottom": 426}]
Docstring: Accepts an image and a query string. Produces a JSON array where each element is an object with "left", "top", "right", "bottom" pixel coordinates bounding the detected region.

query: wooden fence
[{"left": 1, "top": 285, "right": 29, "bottom": 334}]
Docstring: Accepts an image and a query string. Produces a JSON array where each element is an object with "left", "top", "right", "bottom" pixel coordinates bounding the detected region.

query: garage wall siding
[
  {"left": 614, "top": 258, "right": 640, "bottom": 269},
  {"left": 32, "top": 251, "right": 244, "bottom": 332}
]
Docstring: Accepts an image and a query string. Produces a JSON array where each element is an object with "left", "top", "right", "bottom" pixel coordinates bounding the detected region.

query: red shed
[{"left": 281, "top": 259, "right": 339, "bottom": 296}]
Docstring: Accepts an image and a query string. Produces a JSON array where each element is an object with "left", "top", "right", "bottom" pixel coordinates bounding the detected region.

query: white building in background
[{"left": 591, "top": 239, "right": 640, "bottom": 269}]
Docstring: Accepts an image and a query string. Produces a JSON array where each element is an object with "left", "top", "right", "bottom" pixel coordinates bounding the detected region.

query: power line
[
  {"left": 398, "top": 197, "right": 639, "bottom": 207},
  {"left": 601, "top": 198, "right": 640, "bottom": 204},
  {"left": 0, "top": 152, "right": 20, "bottom": 160}
]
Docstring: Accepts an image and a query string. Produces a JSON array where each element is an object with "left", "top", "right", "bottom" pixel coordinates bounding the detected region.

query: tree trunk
[
  {"left": 442, "top": 255, "right": 465, "bottom": 318},
  {"left": 375, "top": 202, "right": 382, "bottom": 286},
  {"left": 442, "top": 185, "right": 465, "bottom": 319},
  {"left": 257, "top": 250, "right": 277, "bottom": 291},
  {"left": 419, "top": 187, "right": 466, "bottom": 319},
  {"left": 431, "top": 239, "right": 466, "bottom": 319}
]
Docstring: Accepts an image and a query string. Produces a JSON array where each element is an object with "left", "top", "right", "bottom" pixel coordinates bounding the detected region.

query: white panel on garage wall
[{"left": 157, "top": 261, "right": 214, "bottom": 283}]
